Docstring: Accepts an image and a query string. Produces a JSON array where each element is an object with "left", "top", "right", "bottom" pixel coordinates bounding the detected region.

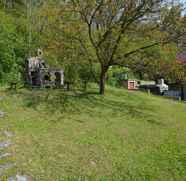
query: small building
[
  {"left": 122, "top": 80, "right": 139, "bottom": 90},
  {"left": 26, "top": 50, "right": 64, "bottom": 88}
]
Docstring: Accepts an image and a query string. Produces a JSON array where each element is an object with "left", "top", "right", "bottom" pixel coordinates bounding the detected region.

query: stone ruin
[{"left": 26, "top": 49, "right": 64, "bottom": 88}]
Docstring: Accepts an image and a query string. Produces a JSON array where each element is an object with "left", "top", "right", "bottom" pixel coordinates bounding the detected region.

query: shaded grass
[{"left": 0, "top": 85, "right": 186, "bottom": 180}]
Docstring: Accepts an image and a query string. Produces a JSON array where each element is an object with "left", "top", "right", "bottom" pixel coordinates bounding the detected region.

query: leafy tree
[
  {"left": 78, "top": 63, "right": 99, "bottom": 91},
  {"left": 69, "top": 0, "right": 185, "bottom": 94},
  {"left": 0, "top": 10, "right": 26, "bottom": 82},
  {"left": 64, "top": 63, "right": 79, "bottom": 90},
  {"left": 107, "top": 66, "right": 131, "bottom": 87}
]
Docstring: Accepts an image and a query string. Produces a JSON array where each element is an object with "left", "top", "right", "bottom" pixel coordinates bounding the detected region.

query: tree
[
  {"left": 69, "top": 0, "right": 185, "bottom": 94},
  {"left": 78, "top": 62, "right": 99, "bottom": 91},
  {"left": 0, "top": 9, "right": 26, "bottom": 82}
]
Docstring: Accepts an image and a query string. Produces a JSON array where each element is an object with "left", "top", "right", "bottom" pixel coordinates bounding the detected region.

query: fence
[{"left": 164, "top": 90, "right": 181, "bottom": 99}]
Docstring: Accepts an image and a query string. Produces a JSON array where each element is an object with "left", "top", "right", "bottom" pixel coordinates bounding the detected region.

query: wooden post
[{"left": 147, "top": 89, "right": 151, "bottom": 95}]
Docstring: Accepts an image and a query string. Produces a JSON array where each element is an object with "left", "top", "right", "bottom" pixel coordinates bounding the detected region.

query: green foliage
[
  {"left": 0, "top": 0, "right": 185, "bottom": 91},
  {"left": 0, "top": 10, "right": 26, "bottom": 83},
  {"left": 107, "top": 66, "right": 135, "bottom": 87},
  {"left": 64, "top": 63, "right": 79, "bottom": 85},
  {"left": 5, "top": 64, "right": 22, "bottom": 85},
  {"left": 125, "top": 42, "right": 181, "bottom": 82},
  {"left": 78, "top": 63, "right": 100, "bottom": 83},
  {"left": 78, "top": 64, "right": 93, "bottom": 83},
  {"left": 64, "top": 62, "right": 100, "bottom": 90}
]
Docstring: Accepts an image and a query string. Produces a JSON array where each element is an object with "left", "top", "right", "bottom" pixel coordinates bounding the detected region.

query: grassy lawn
[{"left": 0, "top": 85, "right": 186, "bottom": 180}]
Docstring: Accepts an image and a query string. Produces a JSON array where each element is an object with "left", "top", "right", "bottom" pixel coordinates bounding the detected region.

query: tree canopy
[{"left": 0, "top": 0, "right": 186, "bottom": 93}]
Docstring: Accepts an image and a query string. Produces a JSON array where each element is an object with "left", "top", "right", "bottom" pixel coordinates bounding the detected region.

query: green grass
[{"left": 0, "top": 85, "right": 186, "bottom": 180}]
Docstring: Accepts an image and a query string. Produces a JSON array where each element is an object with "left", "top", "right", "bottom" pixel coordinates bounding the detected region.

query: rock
[
  {"left": 8, "top": 174, "right": 32, "bottom": 181},
  {"left": 0, "top": 111, "right": 5, "bottom": 118},
  {"left": 3, "top": 131, "right": 14, "bottom": 138},
  {"left": 0, "top": 163, "right": 14, "bottom": 176},
  {"left": 0, "top": 141, "right": 11, "bottom": 149},
  {"left": 0, "top": 153, "right": 11, "bottom": 159},
  {"left": 90, "top": 160, "right": 97, "bottom": 167}
]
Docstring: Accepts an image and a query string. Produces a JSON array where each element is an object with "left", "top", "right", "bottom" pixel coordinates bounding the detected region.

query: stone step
[
  {"left": 0, "top": 153, "right": 12, "bottom": 159},
  {"left": 0, "top": 141, "right": 11, "bottom": 149},
  {"left": 8, "top": 174, "right": 32, "bottom": 181},
  {"left": 0, "top": 131, "right": 14, "bottom": 138},
  {"left": 0, "top": 111, "right": 5, "bottom": 118},
  {"left": 0, "top": 163, "right": 14, "bottom": 176},
  {"left": 3, "top": 131, "right": 14, "bottom": 138}
]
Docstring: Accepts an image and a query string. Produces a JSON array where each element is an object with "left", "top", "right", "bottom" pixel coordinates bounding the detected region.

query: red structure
[{"left": 122, "top": 80, "right": 138, "bottom": 90}]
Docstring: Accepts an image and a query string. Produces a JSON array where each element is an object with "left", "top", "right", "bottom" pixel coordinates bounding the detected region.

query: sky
[
  {"left": 180, "top": 0, "right": 186, "bottom": 3},
  {"left": 179, "top": 0, "right": 186, "bottom": 15}
]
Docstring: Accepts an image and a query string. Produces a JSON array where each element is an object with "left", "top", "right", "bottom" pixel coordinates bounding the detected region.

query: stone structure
[{"left": 26, "top": 49, "right": 64, "bottom": 88}]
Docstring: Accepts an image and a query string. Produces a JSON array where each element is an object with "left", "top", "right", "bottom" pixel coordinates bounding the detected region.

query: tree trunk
[
  {"left": 83, "top": 80, "right": 87, "bottom": 92},
  {"left": 66, "top": 82, "right": 70, "bottom": 91},
  {"left": 99, "top": 66, "right": 108, "bottom": 95}
]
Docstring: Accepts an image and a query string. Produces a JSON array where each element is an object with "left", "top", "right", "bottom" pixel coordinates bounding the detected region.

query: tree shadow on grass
[
  {"left": 5, "top": 88, "right": 164, "bottom": 126},
  {"left": 5, "top": 89, "right": 100, "bottom": 113}
]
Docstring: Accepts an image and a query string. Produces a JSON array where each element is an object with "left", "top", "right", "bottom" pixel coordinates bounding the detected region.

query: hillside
[{"left": 0, "top": 86, "right": 186, "bottom": 180}]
